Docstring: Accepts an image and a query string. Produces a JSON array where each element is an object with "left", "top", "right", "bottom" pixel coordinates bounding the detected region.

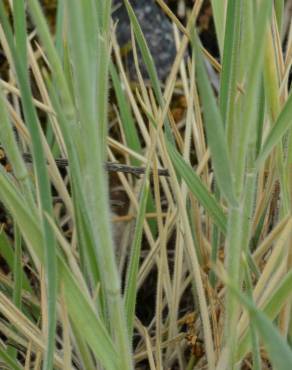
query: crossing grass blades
[{"left": 0, "top": 1, "right": 291, "bottom": 369}]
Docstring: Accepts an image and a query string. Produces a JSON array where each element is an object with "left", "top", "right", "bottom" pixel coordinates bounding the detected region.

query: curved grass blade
[
  {"left": 0, "top": 343, "right": 22, "bottom": 370},
  {"left": 166, "top": 140, "right": 227, "bottom": 234},
  {"left": 257, "top": 91, "right": 292, "bottom": 166},
  {"left": 238, "top": 270, "right": 292, "bottom": 362},
  {"left": 231, "top": 281, "right": 292, "bottom": 370},
  {"left": 59, "top": 260, "right": 119, "bottom": 370},
  {"left": 0, "top": 166, "right": 119, "bottom": 370}
]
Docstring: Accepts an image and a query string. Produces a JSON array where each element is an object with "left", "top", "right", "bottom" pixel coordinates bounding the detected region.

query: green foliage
[{"left": 0, "top": 1, "right": 290, "bottom": 369}]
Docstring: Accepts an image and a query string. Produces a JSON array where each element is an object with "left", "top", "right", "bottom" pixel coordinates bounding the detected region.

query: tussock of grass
[{"left": 0, "top": 1, "right": 291, "bottom": 369}]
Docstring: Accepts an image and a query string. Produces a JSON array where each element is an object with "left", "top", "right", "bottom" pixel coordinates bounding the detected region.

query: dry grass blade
[{"left": 0, "top": 1, "right": 291, "bottom": 369}]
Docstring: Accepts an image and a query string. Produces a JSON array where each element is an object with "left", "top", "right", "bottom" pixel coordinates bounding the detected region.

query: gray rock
[{"left": 112, "top": 0, "right": 176, "bottom": 80}]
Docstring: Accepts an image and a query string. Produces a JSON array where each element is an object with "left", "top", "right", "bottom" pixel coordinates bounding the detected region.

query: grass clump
[{"left": 0, "top": 1, "right": 291, "bottom": 369}]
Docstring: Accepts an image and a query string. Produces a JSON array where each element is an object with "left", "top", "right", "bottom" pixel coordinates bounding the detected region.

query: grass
[{"left": 0, "top": 0, "right": 291, "bottom": 369}]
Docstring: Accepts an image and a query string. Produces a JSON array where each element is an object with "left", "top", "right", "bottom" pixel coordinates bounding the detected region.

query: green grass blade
[
  {"left": 238, "top": 270, "right": 292, "bottom": 361},
  {"left": 10, "top": 224, "right": 22, "bottom": 360},
  {"left": 13, "top": 0, "right": 27, "bottom": 66},
  {"left": 263, "top": 28, "right": 280, "bottom": 122},
  {"left": 232, "top": 283, "right": 292, "bottom": 370},
  {"left": 254, "top": 318, "right": 292, "bottom": 370},
  {"left": 0, "top": 232, "right": 32, "bottom": 293},
  {"left": 46, "top": 76, "right": 103, "bottom": 292},
  {"left": 124, "top": 177, "right": 149, "bottom": 338},
  {"left": 62, "top": 2, "right": 133, "bottom": 367},
  {"left": 55, "top": 0, "right": 64, "bottom": 56},
  {"left": 191, "top": 32, "right": 237, "bottom": 206},
  {"left": 0, "top": 166, "right": 119, "bottom": 369},
  {"left": 123, "top": 0, "right": 162, "bottom": 104},
  {"left": 27, "top": 0, "right": 75, "bottom": 121},
  {"left": 96, "top": 1, "right": 112, "bottom": 155},
  {"left": 0, "top": 86, "right": 34, "bottom": 206},
  {"left": 257, "top": 91, "right": 292, "bottom": 166},
  {"left": 210, "top": 0, "right": 226, "bottom": 53},
  {"left": 59, "top": 261, "right": 119, "bottom": 370},
  {"left": 166, "top": 140, "right": 227, "bottom": 234},
  {"left": 70, "top": 321, "right": 97, "bottom": 370},
  {"left": 233, "top": 0, "right": 273, "bottom": 192},
  {"left": 110, "top": 62, "right": 142, "bottom": 165},
  {"left": 123, "top": 0, "right": 174, "bottom": 142},
  {"left": 219, "top": 0, "right": 241, "bottom": 132},
  {"left": 243, "top": 259, "right": 262, "bottom": 370},
  {"left": 0, "top": 167, "right": 43, "bottom": 260},
  {"left": 274, "top": 0, "right": 284, "bottom": 34},
  {"left": 110, "top": 62, "right": 158, "bottom": 235},
  {"left": 0, "top": 6, "right": 58, "bottom": 369},
  {"left": 7, "top": 224, "right": 22, "bottom": 360},
  {"left": 0, "top": 343, "right": 22, "bottom": 370},
  {"left": 255, "top": 83, "right": 266, "bottom": 156}
]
